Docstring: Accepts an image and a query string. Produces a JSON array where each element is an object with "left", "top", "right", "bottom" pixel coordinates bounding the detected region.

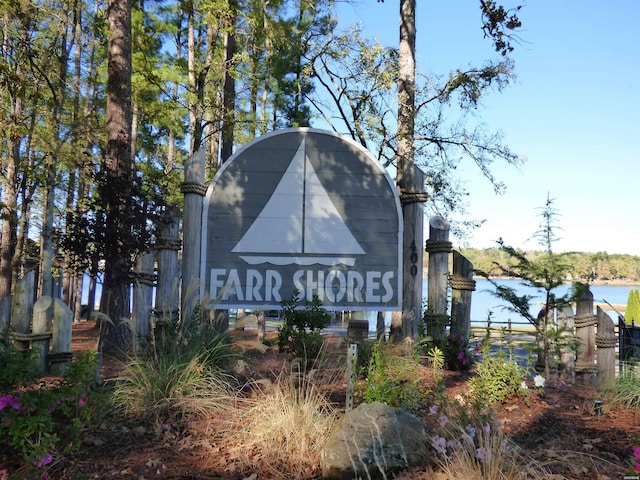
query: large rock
[{"left": 320, "top": 402, "right": 429, "bottom": 479}]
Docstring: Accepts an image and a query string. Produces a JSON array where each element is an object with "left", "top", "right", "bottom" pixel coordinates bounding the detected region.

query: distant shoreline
[{"left": 473, "top": 276, "right": 640, "bottom": 287}]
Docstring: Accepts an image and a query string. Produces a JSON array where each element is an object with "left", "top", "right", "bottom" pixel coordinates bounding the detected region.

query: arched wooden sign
[{"left": 200, "top": 128, "right": 402, "bottom": 311}]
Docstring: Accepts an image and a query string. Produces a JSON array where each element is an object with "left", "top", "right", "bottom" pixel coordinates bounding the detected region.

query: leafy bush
[
  {"left": 0, "top": 341, "right": 40, "bottom": 393},
  {"left": 468, "top": 351, "right": 526, "bottom": 403},
  {"left": 357, "top": 341, "right": 432, "bottom": 413},
  {"left": 277, "top": 290, "right": 330, "bottom": 359},
  {"left": 0, "top": 351, "right": 105, "bottom": 477}
]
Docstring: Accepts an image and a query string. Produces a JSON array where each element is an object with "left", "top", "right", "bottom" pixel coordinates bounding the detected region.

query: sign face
[{"left": 200, "top": 128, "right": 402, "bottom": 311}]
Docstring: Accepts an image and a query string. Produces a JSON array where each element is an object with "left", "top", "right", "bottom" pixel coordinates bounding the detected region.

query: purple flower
[
  {"left": 457, "top": 351, "right": 469, "bottom": 365},
  {"left": 438, "top": 415, "right": 448, "bottom": 428},
  {"left": 465, "top": 425, "right": 476, "bottom": 439},
  {"left": 428, "top": 405, "right": 438, "bottom": 416},
  {"left": 476, "top": 447, "right": 491, "bottom": 461},
  {"left": 78, "top": 394, "right": 87, "bottom": 407},
  {"left": 0, "top": 395, "right": 21, "bottom": 411},
  {"left": 633, "top": 445, "right": 640, "bottom": 459},
  {"left": 431, "top": 435, "right": 447, "bottom": 455},
  {"left": 37, "top": 452, "right": 53, "bottom": 468}
]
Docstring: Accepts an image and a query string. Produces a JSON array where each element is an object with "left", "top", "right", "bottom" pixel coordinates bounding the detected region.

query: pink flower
[
  {"left": 78, "top": 394, "right": 87, "bottom": 407},
  {"left": 37, "top": 452, "right": 53, "bottom": 468},
  {"left": 633, "top": 445, "right": 640, "bottom": 459},
  {"left": 0, "top": 395, "right": 21, "bottom": 411},
  {"left": 457, "top": 351, "right": 469, "bottom": 365}
]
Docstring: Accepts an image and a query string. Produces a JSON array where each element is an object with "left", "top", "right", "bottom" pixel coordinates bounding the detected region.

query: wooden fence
[
  {"left": 423, "top": 216, "right": 618, "bottom": 389},
  {"left": 0, "top": 182, "right": 627, "bottom": 391}
]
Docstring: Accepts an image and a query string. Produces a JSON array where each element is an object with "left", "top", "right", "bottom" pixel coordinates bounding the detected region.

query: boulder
[{"left": 320, "top": 402, "right": 429, "bottom": 479}]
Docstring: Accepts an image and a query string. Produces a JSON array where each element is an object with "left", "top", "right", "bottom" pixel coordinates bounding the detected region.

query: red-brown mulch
[{"left": 38, "top": 322, "right": 638, "bottom": 478}]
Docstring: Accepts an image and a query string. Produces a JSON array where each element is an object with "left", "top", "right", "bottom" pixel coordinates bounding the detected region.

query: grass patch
[
  {"left": 112, "top": 319, "right": 237, "bottom": 422},
  {"left": 604, "top": 361, "right": 640, "bottom": 408},
  {"left": 229, "top": 348, "right": 342, "bottom": 479}
]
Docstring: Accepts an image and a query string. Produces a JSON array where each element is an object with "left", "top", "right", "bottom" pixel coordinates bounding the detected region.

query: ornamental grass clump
[
  {"left": 112, "top": 317, "right": 236, "bottom": 422},
  {"left": 604, "top": 361, "right": 640, "bottom": 409},
  {"left": 229, "top": 347, "right": 342, "bottom": 479},
  {"left": 426, "top": 400, "right": 549, "bottom": 480}
]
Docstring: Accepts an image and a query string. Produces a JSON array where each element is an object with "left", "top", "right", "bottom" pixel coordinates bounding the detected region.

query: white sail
[{"left": 232, "top": 139, "right": 365, "bottom": 266}]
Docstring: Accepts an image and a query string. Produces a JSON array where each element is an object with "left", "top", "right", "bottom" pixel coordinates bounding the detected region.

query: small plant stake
[{"left": 346, "top": 343, "right": 358, "bottom": 412}]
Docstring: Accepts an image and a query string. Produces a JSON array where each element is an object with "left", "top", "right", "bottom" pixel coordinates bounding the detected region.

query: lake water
[
  {"left": 363, "top": 278, "right": 636, "bottom": 332},
  {"left": 468, "top": 278, "right": 632, "bottom": 326}
]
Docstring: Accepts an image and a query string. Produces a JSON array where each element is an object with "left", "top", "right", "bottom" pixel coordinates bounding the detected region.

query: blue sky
[{"left": 335, "top": 1, "right": 640, "bottom": 255}]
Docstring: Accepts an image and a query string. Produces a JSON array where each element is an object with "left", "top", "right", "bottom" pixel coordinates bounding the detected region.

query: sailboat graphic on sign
[{"left": 232, "top": 139, "right": 365, "bottom": 266}]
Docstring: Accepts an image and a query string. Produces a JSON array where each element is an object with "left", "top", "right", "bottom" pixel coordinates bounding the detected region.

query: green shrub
[
  {"left": 0, "top": 351, "right": 105, "bottom": 477},
  {"left": 277, "top": 290, "right": 330, "bottom": 359},
  {"left": 468, "top": 351, "right": 526, "bottom": 403},
  {"left": 357, "top": 341, "right": 431, "bottom": 413},
  {"left": 0, "top": 341, "right": 40, "bottom": 393}
]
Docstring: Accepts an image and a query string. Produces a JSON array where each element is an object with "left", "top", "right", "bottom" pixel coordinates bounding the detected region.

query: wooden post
[
  {"left": 132, "top": 251, "right": 154, "bottom": 351},
  {"left": 50, "top": 298, "right": 73, "bottom": 376},
  {"left": 155, "top": 206, "right": 180, "bottom": 326},
  {"left": 234, "top": 309, "right": 246, "bottom": 330},
  {"left": 399, "top": 165, "right": 425, "bottom": 341},
  {"left": 574, "top": 285, "right": 597, "bottom": 386},
  {"left": 11, "top": 271, "right": 35, "bottom": 351},
  {"left": 558, "top": 305, "right": 575, "bottom": 384},
  {"left": 596, "top": 306, "right": 616, "bottom": 390},
  {"left": 390, "top": 311, "right": 402, "bottom": 341},
  {"left": 425, "top": 216, "right": 451, "bottom": 343},
  {"left": 376, "top": 311, "right": 386, "bottom": 340},
  {"left": 346, "top": 343, "right": 358, "bottom": 413},
  {"left": 32, "top": 296, "right": 53, "bottom": 373},
  {"left": 181, "top": 148, "right": 207, "bottom": 323},
  {"left": 449, "top": 251, "right": 475, "bottom": 344},
  {"left": 257, "top": 310, "right": 265, "bottom": 342}
]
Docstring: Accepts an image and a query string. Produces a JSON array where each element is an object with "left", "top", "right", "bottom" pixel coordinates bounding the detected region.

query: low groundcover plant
[{"left": 0, "top": 350, "right": 105, "bottom": 478}]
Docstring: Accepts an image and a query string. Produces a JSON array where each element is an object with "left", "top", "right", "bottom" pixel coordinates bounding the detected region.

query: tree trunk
[
  {"left": 397, "top": 0, "right": 421, "bottom": 341},
  {"left": 221, "top": 1, "right": 237, "bottom": 162},
  {"left": 101, "top": 0, "right": 133, "bottom": 352},
  {"left": 0, "top": 119, "right": 20, "bottom": 330}
]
